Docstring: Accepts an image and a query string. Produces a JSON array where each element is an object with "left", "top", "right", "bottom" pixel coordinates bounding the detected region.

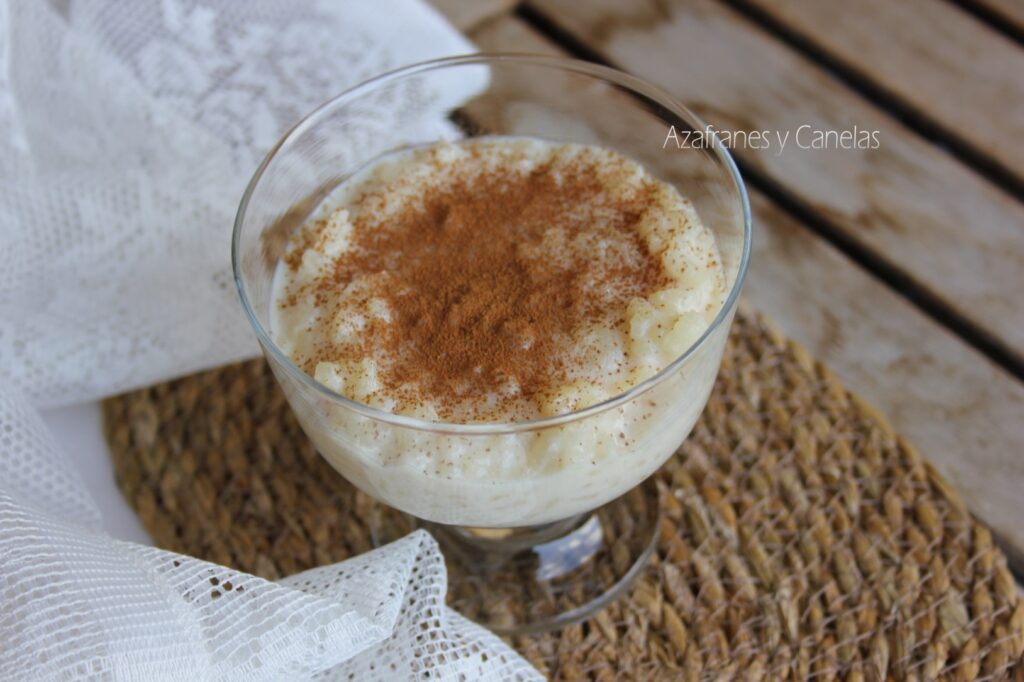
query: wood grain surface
[
  {"left": 467, "top": 14, "right": 1024, "bottom": 569},
  {"left": 430, "top": 0, "right": 517, "bottom": 31},
  {"left": 527, "top": 0, "right": 1024, "bottom": 361},
  {"left": 736, "top": 0, "right": 1024, "bottom": 187}
]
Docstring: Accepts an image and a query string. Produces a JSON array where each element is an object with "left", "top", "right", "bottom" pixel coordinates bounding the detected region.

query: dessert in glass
[{"left": 233, "top": 55, "right": 751, "bottom": 634}]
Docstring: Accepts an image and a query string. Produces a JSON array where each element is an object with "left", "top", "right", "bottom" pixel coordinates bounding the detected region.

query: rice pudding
[{"left": 270, "top": 137, "right": 730, "bottom": 526}]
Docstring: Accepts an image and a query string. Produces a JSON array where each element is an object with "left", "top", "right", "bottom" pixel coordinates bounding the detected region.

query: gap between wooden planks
[
  {"left": 463, "top": 14, "right": 1024, "bottom": 571},
  {"left": 728, "top": 0, "right": 1024, "bottom": 194},
  {"left": 526, "top": 0, "right": 1024, "bottom": 370},
  {"left": 965, "top": 0, "right": 1024, "bottom": 38}
]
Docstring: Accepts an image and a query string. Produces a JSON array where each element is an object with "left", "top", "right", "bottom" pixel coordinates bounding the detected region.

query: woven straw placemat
[{"left": 102, "top": 309, "right": 1024, "bottom": 680}]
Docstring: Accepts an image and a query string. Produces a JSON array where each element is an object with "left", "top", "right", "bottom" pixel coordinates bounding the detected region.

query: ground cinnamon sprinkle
[{"left": 288, "top": 142, "right": 671, "bottom": 418}]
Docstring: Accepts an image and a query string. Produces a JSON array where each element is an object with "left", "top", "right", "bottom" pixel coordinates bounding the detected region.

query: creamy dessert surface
[
  {"left": 272, "top": 137, "right": 725, "bottom": 424},
  {"left": 270, "top": 137, "right": 730, "bottom": 524}
]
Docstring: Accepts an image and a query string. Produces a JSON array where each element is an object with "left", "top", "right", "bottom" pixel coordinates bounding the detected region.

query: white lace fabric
[{"left": 0, "top": 1, "right": 540, "bottom": 678}]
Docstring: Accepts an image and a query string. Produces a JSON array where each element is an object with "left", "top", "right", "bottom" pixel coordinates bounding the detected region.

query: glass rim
[{"left": 232, "top": 52, "right": 752, "bottom": 435}]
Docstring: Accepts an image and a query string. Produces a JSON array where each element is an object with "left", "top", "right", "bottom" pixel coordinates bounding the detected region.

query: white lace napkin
[{"left": 0, "top": 1, "right": 540, "bottom": 678}]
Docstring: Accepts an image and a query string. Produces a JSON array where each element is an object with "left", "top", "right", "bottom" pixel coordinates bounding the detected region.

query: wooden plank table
[{"left": 429, "top": 1, "right": 1024, "bottom": 573}]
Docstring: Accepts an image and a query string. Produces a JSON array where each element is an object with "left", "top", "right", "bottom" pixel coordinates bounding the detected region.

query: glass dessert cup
[{"left": 233, "top": 55, "right": 751, "bottom": 634}]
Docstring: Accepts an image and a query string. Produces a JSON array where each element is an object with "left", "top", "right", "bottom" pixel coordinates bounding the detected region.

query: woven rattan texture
[{"left": 103, "top": 310, "right": 1024, "bottom": 680}]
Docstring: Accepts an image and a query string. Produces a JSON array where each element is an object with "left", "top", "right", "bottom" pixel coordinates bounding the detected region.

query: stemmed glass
[{"left": 233, "top": 54, "right": 750, "bottom": 634}]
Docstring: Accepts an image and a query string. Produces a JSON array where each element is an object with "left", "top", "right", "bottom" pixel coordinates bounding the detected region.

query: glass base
[{"left": 367, "top": 478, "right": 660, "bottom": 635}]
